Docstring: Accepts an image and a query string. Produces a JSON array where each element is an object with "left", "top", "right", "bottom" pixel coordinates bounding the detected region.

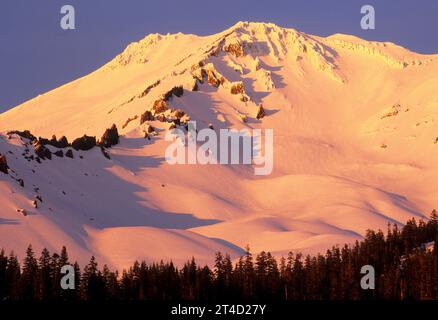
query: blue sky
[{"left": 1, "top": 0, "right": 437, "bottom": 112}]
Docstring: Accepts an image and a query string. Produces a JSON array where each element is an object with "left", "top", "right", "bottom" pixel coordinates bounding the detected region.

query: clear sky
[{"left": 1, "top": 0, "right": 437, "bottom": 112}]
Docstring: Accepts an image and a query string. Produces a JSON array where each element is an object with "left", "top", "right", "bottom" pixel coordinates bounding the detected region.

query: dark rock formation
[
  {"left": 0, "top": 154, "right": 8, "bottom": 174},
  {"left": 56, "top": 136, "right": 69, "bottom": 148},
  {"left": 140, "top": 111, "right": 154, "bottom": 124},
  {"left": 72, "top": 135, "right": 96, "bottom": 151},
  {"left": 223, "top": 42, "right": 246, "bottom": 57},
  {"left": 34, "top": 142, "right": 52, "bottom": 160},
  {"left": 38, "top": 137, "right": 51, "bottom": 145},
  {"left": 156, "top": 114, "right": 166, "bottom": 122},
  {"left": 65, "top": 149, "right": 74, "bottom": 158},
  {"left": 172, "top": 109, "right": 185, "bottom": 119},
  {"left": 8, "top": 130, "right": 36, "bottom": 141},
  {"left": 163, "top": 86, "right": 184, "bottom": 101},
  {"left": 146, "top": 125, "right": 156, "bottom": 134},
  {"left": 256, "top": 105, "right": 266, "bottom": 119},
  {"left": 99, "top": 124, "right": 119, "bottom": 148},
  {"left": 203, "top": 69, "right": 223, "bottom": 87},
  {"left": 138, "top": 80, "right": 161, "bottom": 98},
  {"left": 230, "top": 82, "right": 245, "bottom": 95},
  {"left": 122, "top": 115, "right": 138, "bottom": 129},
  {"left": 100, "top": 147, "right": 111, "bottom": 160},
  {"left": 152, "top": 99, "right": 169, "bottom": 114},
  {"left": 53, "top": 150, "right": 64, "bottom": 158},
  {"left": 17, "top": 208, "right": 28, "bottom": 216},
  {"left": 8, "top": 131, "right": 69, "bottom": 150}
]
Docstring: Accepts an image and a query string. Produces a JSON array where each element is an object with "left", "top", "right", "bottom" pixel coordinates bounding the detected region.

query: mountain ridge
[{"left": 0, "top": 21, "right": 437, "bottom": 270}]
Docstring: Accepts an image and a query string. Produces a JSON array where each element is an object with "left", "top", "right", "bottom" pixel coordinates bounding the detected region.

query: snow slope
[{"left": 1, "top": 22, "right": 438, "bottom": 269}]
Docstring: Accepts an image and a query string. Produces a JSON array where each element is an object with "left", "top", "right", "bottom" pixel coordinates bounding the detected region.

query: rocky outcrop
[
  {"left": 17, "top": 208, "right": 28, "bottom": 217},
  {"left": 39, "top": 135, "right": 69, "bottom": 148},
  {"left": 0, "top": 154, "right": 8, "bottom": 174},
  {"left": 143, "top": 124, "right": 158, "bottom": 139},
  {"left": 72, "top": 135, "right": 96, "bottom": 151},
  {"left": 380, "top": 104, "right": 402, "bottom": 120},
  {"left": 223, "top": 42, "right": 246, "bottom": 57},
  {"left": 53, "top": 150, "right": 64, "bottom": 158},
  {"left": 168, "top": 109, "right": 187, "bottom": 125},
  {"left": 230, "top": 82, "right": 245, "bottom": 95},
  {"left": 123, "top": 115, "right": 138, "bottom": 129},
  {"left": 8, "top": 130, "right": 70, "bottom": 150},
  {"left": 229, "top": 81, "right": 250, "bottom": 102},
  {"left": 65, "top": 149, "right": 74, "bottom": 158},
  {"left": 204, "top": 69, "right": 224, "bottom": 87},
  {"left": 192, "top": 63, "right": 251, "bottom": 102},
  {"left": 56, "top": 136, "right": 70, "bottom": 148},
  {"left": 145, "top": 124, "right": 156, "bottom": 134},
  {"left": 100, "top": 147, "right": 111, "bottom": 160},
  {"left": 156, "top": 114, "right": 166, "bottom": 122},
  {"left": 256, "top": 105, "right": 266, "bottom": 119},
  {"left": 34, "top": 142, "right": 52, "bottom": 160},
  {"left": 138, "top": 80, "right": 161, "bottom": 98},
  {"left": 99, "top": 124, "right": 119, "bottom": 148},
  {"left": 163, "top": 86, "right": 184, "bottom": 101},
  {"left": 7, "top": 130, "right": 36, "bottom": 141},
  {"left": 152, "top": 99, "right": 169, "bottom": 114},
  {"left": 191, "top": 79, "right": 199, "bottom": 91},
  {"left": 179, "top": 114, "right": 191, "bottom": 124},
  {"left": 140, "top": 111, "right": 154, "bottom": 124}
]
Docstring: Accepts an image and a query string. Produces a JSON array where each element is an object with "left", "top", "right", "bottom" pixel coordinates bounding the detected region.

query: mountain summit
[{"left": 1, "top": 22, "right": 438, "bottom": 269}]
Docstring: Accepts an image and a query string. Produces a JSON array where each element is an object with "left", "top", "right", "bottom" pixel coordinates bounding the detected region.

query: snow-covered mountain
[{"left": 1, "top": 22, "right": 438, "bottom": 270}]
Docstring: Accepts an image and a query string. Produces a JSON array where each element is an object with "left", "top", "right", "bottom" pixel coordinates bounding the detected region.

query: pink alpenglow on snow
[
  {"left": 0, "top": 22, "right": 437, "bottom": 270},
  {"left": 165, "top": 121, "right": 274, "bottom": 175}
]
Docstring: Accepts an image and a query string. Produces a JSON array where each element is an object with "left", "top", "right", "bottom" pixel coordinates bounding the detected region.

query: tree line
[{"left": 1, "top": 212, "right": 438, "bottom": 301}]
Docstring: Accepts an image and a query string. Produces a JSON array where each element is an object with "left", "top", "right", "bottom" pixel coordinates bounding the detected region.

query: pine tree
[
  {"left": 291, "top": 253, "right": 304, "bottom": 299},
  {"left": 242, "top": 245, "right": 255, "bottom": 298},
  {"left": 102, "top": 264, "right": 119, "bottom": 300},
  {"left": 197, "top": 265, "right": 213, "bottom": 300},
  {"left": 5, "top": 252, "right": 21, "bottom": 300},
  {"left": 50, "top": 252, "right": 62, "bottom": 299},
  {"left": 0, "top": 249, "right": 8, "bottom": 299},
  {"left": 81, "top": 256, "right": 105, "bottom": 300},
  {"left": 266, "top": 252, "right": 280, "bottom": 299},
  {"left": 181, "top": 257, "right": 197, "bottom": 299},
  {"left": 73, "top": 262, "right": 81, "bottom": 300},
  {"left": 20, "top": 245, "right": 38, "bottom": 300},
  {"left": 38, "top": 248, "right": 52, "bottom": 300}
]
